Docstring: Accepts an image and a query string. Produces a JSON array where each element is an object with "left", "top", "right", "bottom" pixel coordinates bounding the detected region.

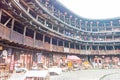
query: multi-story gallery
[{"left": 0, "top": 0, "right": 120, "bottom": 74}]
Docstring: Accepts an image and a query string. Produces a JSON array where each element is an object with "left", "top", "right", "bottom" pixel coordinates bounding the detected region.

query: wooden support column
[
  {"left": 43, "top": 34, "right": 45, "bottom": 43},
  {"left": 68, "top": 42, "right": 70, "bottom": 53},
  {"left": 74, "top": 44, "right": 76, "bottom": 53},
  {"left": 112, "top": 33, "right": 114, "bottom": 40},
  {"left": 63, "top": 15, "right": 65, "bottom": 22},
  {"left": 56, "top": 39, "right": 59, "bottom": 52},
  {"left": 11, "top": 19, "right": 14, "bottom": 30},
  {"left": 75, "top": 18, "right": 77, "bottom": 27},
  {"left": 58, "top": 10, "right": 60, "bottom": 18},
  {"left": 23, "top": 26, "right": 27, "bottom": 36},
  {"left": 44, "top": 20, "right": 47, "bottom": 26},
  {"left": 57, "top": 39, "right": 59, "bottom": 46},
  {"left": 63, "top": 41, "right": 65, "bottom": 48},
  {"left": 62, "top": 41, "right": 65, "bottom": 53},
  {"left": 0, "top": 9, "right": 2, "bottom": 23},
  {"left": 57, "top": 27, "right": 59, "bottom": 32},
  {"left": 51, "top": 24, "right": 53, "bottom": 30},
  {"left": 36, "top": 15, "right": 39, "bottom": 21},
  {"left": 104, "top": 23, "right": 106, "bottom": 31},
  {"left": 105, "top": 33, "right": 106, "bottom": 41},
  {"left": 23, "top": 26, "right": 27, "bottom": 45},
  {"left": 50, "top": 37, "right": 52, "bottom": 51},
  {"left": 52, "top": 5, "right": 54, "bottom": 14},
  {"left": 90, "top": 22, "right": 93, "bottom": 32},
  {"left": 27, "top": 7, "right": 30, "bottom": 13},
  {"left": 85, "top": 45, "right": 87, "bottom": 54},
  {"left": 97, "top": 21, "right": 99, "bottom": 32},
  {"left": 67, "top": 41, "right": 69, "bottom": 48},
  {"left": 80, "top": 20, "right": 82, "bottom": 29},
  {"left": 105, "top": 45, "right": 107, "bottom": 51},
  {"left": 98, "top": 45, "right": 100, "bottom": 54},
  {"left": 33, "top": 31, "right": 36, "bottom": 47},
  {"left": 90, "top": 45, "right": 92, "bottom": 53},
  {"left": 113, "top": 45, "right": 115, "bottom": 54},
  {"left": 85, "top": 21, "right": 88, "bottom": 31},
  {"left": 10, "top": 19, "right": 15, "bottom": 40},
  {"left": 79, "top": 45, "right": 81, "bottom": 54}
]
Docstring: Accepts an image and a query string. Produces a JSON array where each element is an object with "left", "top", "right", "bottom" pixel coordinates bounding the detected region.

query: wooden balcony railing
[
  {"left": 64, "top": 47, "right": 69, "bottom": 53},
  {"left": 86, "top": 50, "right": 92, "bottom": 54},
  {"left": 35, "top": 40, "right": 44, "bottom": 49},
  {"left": 115, "top": 50, "right": 120, "bottom": 54},
  {"left": 91, "top": 50, "right": 99, "bottom": 54},
  {"left": 99, "top": 50, "right": 107, "bottom": 55},
  {"left": 44, "top": 42, "right": 50, "bottom": 51},
  {"left": 51, "top": 45, "right": 58, "bottom": 52},
  {"left": 106, "top": 50, "right": 115, "bottom": 54},
  {"left": 80, "top": 50, "right": 86, "bottom": 54},
  {"left": 3, "top": 27, "right": 10, "bottom": 40},
  {"left": 0, "top": 24, "right": 10, "bottom": 40},
  {"left": 75, "top": 49, "right": 80, "bottom": 54},
  {"left": 57, "top": 46, "right": 64, "bottom": 52},
  {"left": 11, "top": 31, "right": 24, "bottom": 44},
  {"left": 0, "top": 24, "right": 3, "bottom": 37},
  {"left": 1, "top": 23, "right": 120, "bottom": 55},
  {"left": 70, "top": 48, "right": 75, "bottom": 53},
  {"left": 24, "top": 36, "right": 34, "bottom": 47}
]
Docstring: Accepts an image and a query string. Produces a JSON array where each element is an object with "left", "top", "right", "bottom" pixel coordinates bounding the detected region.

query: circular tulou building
[{"left": 0, "top": 0, "right": 120, "bottom": 72}]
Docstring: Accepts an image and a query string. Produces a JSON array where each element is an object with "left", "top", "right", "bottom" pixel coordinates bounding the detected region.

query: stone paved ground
[
  {"left": 50, "top": 69, "right": 120, "bottom": 80},
  {"left": 8, "top": 73, "right": 25, "bottom": 80},
  {"left": 8, "top": 69, "right": 120, "bottom": 80}
]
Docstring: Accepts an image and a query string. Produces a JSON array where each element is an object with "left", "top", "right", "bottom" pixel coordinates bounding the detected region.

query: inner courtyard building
[{"left": 0, "top": 0, "right": 120, "bottom": 77}]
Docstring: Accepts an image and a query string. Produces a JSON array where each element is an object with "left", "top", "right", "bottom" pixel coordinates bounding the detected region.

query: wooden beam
[{"left": 3, "top": 18, "right": 11, "bottom": 26}]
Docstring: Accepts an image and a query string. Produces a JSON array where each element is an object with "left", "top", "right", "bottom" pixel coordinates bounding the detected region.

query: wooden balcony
[
  {"left": 86, "top": 50, "right": 92, "bottom": 54},
  {"left": 51, "top": 45, "right": 58, "bottom": 52},
  {"left": 3, "top": 27, "right": 10, "bottom": 40},
  {"left": 11, "top": 31, "right": 24, "bottom": 44},
  {"left": 64, "top": 47, "right": 69, "bottom": 53},
  {"left": 91, "top": 50, "right": 99, "bottom": 54},
  {"left": 106, "top": 50, "right": 114, "bottom": 54},
  {"left": 24, "top": 36, "right": 34, "bottom": 47},
  {"left": 57, "top": 46, "right": 64, "bottom": 52},
  {"left": 44, "top": 42, "right": 50, "bottom": 51},
  {"left": 75, "top": 49, "right": 80, "bottom": 54},
  {"left": 69, "top": 48, "right": 75, "bottom": 54},
  {"left": 35, "top": 40, "right": 44, "bottom": 49},
  {"left": 80, "top": 50, "right": 86, "bottom": 54},
  {"left": 0, "top": 25, "right": 3, "bottom": 38},
  {"left": 115, "top": 50, "right": 120, "bottom": 54},
  {"left": 0, "top": 24, "right": 10, "bottom": 40},
  {"left": 99, "top": 50, "right": 106, "bottom": 55}
]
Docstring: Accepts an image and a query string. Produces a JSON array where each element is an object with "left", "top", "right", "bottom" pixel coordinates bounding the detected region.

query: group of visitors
[
  {"left": 56, "top": 56, "right": 120, "bottom": 71},
  {"left": 92, "top": 56, "right": 120, "bottom": 69}
]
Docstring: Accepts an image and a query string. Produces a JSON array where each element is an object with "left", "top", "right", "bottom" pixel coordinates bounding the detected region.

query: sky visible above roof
[{"left": 57, "top": 0, "right": 120, "bottom": 19}]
